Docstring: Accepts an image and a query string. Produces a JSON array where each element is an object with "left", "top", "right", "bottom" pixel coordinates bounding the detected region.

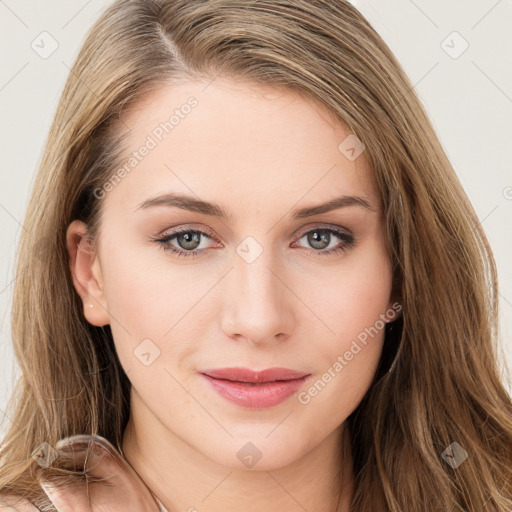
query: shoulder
[{"left": 0, "top": 495, "right": 39, "bottom": 511}]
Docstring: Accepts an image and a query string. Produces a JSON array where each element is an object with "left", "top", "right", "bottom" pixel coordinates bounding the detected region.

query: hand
[{"left": 38, "top": 435, "right": 163, "bottom": 512}]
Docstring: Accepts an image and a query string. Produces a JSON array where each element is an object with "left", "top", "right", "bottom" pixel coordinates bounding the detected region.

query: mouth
[{"left": 199, "top": 367, "right": 311, "bottom": 409}]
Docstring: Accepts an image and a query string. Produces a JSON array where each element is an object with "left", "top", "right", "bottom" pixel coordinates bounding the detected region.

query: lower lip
[{"left": 201, "top": 374, "right": 310, "bottom": 409}]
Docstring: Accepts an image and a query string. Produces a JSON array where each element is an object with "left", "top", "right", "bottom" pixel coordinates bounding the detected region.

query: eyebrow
[{"left": 134, "top": 192, "right": 379, "bottom": 219}]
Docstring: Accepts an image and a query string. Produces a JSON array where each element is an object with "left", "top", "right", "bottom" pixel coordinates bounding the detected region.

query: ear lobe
[
  {"left": 385, "top": 298, "right": 403, "bottom": 323},
  {"left": 66, "top": 220, "right": 110, "bottom": 327}
]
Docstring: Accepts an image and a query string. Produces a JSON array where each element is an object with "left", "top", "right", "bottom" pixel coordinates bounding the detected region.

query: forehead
[{"left": 104, "top": 78, "right": 380, "bottom": 215}]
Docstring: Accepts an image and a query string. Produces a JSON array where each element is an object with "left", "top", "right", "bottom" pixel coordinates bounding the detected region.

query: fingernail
[{"left": 39, "top": 480, "right": 56, "bottom": 500}]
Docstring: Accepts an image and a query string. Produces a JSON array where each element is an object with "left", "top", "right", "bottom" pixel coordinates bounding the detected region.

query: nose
[{"left": 221, "top": 247, "right": 295, "bottom": 347}]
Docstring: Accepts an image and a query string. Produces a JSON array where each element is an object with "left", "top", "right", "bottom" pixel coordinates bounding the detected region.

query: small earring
[{"left": 88, "top": 304, "right": 94, "bottom": 308}]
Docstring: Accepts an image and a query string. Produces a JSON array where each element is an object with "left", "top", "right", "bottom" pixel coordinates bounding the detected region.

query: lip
[{"left": 200, "top": 367, "right": 311, "bottom": 409}]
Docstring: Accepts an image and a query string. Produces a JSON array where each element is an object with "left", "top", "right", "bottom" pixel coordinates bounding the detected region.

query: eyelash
[{"left": 152, "top": 224, "right": 355, "bottom": 259}]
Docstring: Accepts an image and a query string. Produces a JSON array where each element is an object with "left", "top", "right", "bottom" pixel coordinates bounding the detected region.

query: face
[{"left": 67, "top": 77, "right": 396, "bottom": 471}]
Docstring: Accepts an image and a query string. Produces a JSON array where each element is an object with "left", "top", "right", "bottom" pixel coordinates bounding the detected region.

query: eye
[
  {"left": 152, "top": 224, "right": 355, "bottom": 259},
  {"left": 153, "top": 227, "right": 217, "bottom": 259},
  {"left": 291, "top": 226, "right": 355, "bottom": 257}
]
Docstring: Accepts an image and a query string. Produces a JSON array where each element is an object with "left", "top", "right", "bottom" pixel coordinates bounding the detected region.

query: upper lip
[{"left": 201, "top": 367, "right": 310, "bottom": 383}]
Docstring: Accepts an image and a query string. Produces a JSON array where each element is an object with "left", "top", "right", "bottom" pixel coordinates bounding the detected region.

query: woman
[{"left": 1, "top": 0, "right": 511, "bottom": 510}]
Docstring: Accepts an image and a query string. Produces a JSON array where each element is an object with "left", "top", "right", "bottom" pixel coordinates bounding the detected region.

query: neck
[{"left": 122, "top": 390, "right": 354, "bottom": 512}]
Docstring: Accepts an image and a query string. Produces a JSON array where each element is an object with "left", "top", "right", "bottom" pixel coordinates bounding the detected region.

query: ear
[
  {"left": 384, "top": 297, "right": 403, "bottom": 323},
  {"left": 66, "top": 220, "right": 110, "bottom": 327}
]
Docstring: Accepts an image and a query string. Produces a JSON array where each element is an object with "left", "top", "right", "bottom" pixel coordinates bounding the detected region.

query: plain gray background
[{"left": 1, "top": 0, "right": 511, "bottom": 439}]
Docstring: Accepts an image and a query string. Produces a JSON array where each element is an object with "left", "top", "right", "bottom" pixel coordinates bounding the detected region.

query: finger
[
  {"left": 0, "top": 494, "right": 40, "bottom": 512},
  {"left": 39, "top": 479, "right": 92, "bottom": 512}
]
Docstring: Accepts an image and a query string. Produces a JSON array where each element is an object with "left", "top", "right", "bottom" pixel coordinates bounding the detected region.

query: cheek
[
  {"left": 305, "top": 238, "right": 393, "bottom": 346},
  {"left": 98, "top": 238, "right": 203, "bottom": 375},
  {"left": 99, "top": 233, "right": 197, "bottom": 331},
  {"left": 296, "top": 253, "right": 392, "bottom": 420},
  {"left": 294, "top": 239, "right": 393, "bottom": 413}
]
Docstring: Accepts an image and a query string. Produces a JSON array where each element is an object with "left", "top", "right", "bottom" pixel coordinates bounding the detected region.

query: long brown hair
[{"left": 1, "top": 1, "right": 511, "bottom": 510}]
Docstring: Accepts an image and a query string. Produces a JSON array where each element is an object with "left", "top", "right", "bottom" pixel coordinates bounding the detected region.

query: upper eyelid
[
  {"left": 159, "top": 222, "right": 351, "bottom": 237},
  {"left": 158, "top": 223, "right": 353, "bottom": 246}
]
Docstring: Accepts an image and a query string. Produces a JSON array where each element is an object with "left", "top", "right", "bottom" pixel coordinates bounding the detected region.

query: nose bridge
[
  {"left": 222, "top": 239, "right": 291, "bottom": 342},
  {"left": 235, "top": 253, "right": 278, "bottom": 305}
]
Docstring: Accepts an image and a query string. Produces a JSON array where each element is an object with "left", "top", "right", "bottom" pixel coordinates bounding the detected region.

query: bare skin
[{"left": 56, "top": 77, "right": 396, "bottom": 511}]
